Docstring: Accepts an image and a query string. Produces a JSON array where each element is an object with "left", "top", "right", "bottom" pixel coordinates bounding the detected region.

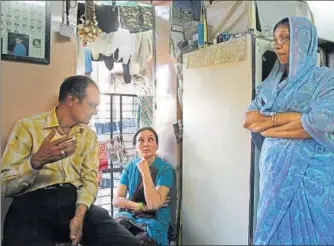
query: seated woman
[{"left": 113, "top": 127, "right": 174, "bottom": 246}]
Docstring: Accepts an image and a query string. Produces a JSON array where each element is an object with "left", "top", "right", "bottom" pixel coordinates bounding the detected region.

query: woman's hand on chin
[{"left": 137, "top": 158, "right": 149, "bottom": 174}]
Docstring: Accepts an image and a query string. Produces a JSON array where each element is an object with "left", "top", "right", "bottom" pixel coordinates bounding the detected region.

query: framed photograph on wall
[{"left": 1, "top": 1, "right": 51, "bottom": 65}]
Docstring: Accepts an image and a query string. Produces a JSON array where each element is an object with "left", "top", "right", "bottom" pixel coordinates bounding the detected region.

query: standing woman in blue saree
[
  {"left": 243, "top": 16, "right": 334, "bottom": 245},
  {"left": 113, "top": 127, "right": 174, "bottom": 246}
]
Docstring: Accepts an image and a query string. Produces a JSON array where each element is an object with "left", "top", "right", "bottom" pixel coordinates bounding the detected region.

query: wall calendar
[{"left": 1, "top": 1, "right": 51, "bottom": 64}]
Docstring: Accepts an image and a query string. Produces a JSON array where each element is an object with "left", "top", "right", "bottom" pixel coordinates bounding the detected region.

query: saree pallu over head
[{"left": 249, "top": 16, "right": 334, "bottom": 245}]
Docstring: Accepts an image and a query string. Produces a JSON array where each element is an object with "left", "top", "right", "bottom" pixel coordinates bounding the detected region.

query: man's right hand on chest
[{"left": 31, "top": 129, "right": 77, "bottom": 170}]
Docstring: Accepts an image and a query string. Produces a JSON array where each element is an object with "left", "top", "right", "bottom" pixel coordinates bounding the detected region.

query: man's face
[
  {"left": 70, "top": 85, "right": 100, "bottom": 124},
  {"left": 15, "top": 38, "right": 22, "bottom": 44}
]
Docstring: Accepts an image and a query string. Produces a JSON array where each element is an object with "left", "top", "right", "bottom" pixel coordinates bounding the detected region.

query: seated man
[
  {"left": 113, "top": 127, "right": 175, "bottom": 246},
  {"left": 1, "top": 75, "right": 140, "bottom": 246}
]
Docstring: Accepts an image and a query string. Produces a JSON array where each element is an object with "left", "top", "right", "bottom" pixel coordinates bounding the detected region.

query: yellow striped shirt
[{"left": 1, "top": 108, "right": 99, "bottom": 208}]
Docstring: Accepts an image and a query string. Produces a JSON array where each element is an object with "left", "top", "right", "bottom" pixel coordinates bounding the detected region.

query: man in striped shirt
[{"left": 1, "top": 75, "right": 140, "bottom": 246}]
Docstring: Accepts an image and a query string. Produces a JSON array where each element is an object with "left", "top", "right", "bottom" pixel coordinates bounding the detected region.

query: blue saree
[
  {"left": 248, "top": 17, "right": 334, "bottom": 245},
  {"left": 115, "top": 156, "right": 174, "bottom": 245}
]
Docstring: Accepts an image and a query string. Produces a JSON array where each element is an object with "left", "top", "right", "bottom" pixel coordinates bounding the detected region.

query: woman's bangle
[
  {"left": 271, "top": 114, "right": 278, "bottom": 127},
  {"left": 137, "top": 202, "right": 144, "bottom": 211}
]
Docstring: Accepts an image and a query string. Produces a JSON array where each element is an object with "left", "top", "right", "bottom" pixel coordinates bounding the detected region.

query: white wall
[{"left": 307, "top": 1, "right": 334, "bottom": 42}]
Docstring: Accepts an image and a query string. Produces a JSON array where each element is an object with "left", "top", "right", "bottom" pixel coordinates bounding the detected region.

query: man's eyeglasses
[{"left": 270, "top": 37, "right": 290, "bottom": 48}]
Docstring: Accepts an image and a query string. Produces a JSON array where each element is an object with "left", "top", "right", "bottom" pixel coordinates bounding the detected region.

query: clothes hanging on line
[
  {"left": 131, "top": 30, "right": 153, "bottom": 76},
  {"left": 111, "top": 29, "right": 136, "bottom": 64},
  {"left": 80, "top": 28, "right": 153, "bottom": 79},
  {"left": 138, "top": 96, "right": 154, "bottom": 127},
  {"left": 84, "top": 48, "right": 93, "bottom": 74},
  {"left": 77, "top": 3, "right": 119, "bottom": 33},
  {"left": 119, "top": 5, "right": 153, "bottom": 33},
  {"left": 84, "top": 48, "right": 132, "bottom": 84}
]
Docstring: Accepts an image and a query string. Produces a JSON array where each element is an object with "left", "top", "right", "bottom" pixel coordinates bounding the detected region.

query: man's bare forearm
[{"left": 75, "top": 204, "right": 88, "bottom": 219}]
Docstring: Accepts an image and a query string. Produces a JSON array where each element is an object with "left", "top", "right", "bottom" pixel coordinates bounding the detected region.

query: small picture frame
[{"left": 1, "top": 1, "right": 51, "bottom": 65}]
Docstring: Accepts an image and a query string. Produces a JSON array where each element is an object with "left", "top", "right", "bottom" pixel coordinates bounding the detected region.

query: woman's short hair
[
  {"left": 274, "top": 17, "right": 290, "bottom": 32},
  {"left": 133, "top": 127, "right": 159, "bottom": 146}
]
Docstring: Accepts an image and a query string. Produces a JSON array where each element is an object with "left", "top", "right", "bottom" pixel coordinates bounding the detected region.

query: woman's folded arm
[
  {"left": 300, "top": 88, "right": 334, "bottom": 149},
  {"left": 112, "top": 184, "right": 142, "bottom": 211},
  {"left": 244, "top": 111, "right": 301, "bottom": 132},
  {"left": 261, "top": 116, "right": 311, "bottom": 139}
]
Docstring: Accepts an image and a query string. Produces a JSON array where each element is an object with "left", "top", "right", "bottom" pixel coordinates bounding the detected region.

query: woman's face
[
  {"left": 135, "top": 130, "right": 158, "bottom": 159},
  {"left": 273, "top": 24, "right": 290, "bottom": 65}
]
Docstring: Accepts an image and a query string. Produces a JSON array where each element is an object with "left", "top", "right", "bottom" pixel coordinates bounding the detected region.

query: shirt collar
[
  {"left": 44, "top": 107, "right": 85, "bottom": 130},
  {"left": 44, "top": 108, "right": 60, "bottom": 129}
]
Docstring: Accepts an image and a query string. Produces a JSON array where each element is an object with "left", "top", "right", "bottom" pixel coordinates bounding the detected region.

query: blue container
[{"left": 197, "top": 23, "right": 204, "bottom": 48}]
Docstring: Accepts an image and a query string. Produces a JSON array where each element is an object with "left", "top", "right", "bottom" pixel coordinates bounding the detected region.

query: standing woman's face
[
  {"left": 135, "top": 130, "right": 158, "bottom": 159},
  {"left": 273, "top": 24, "right": 290, "bottom": 65}
]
